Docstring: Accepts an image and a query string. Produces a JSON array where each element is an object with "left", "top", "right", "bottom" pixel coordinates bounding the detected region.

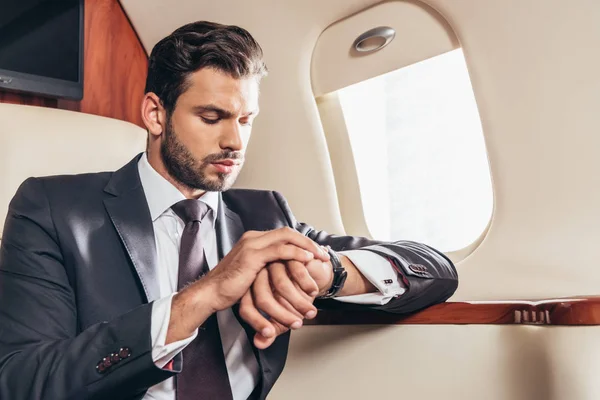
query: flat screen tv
[{"left": 0, "top": 0, "right": 84, "bottom": 100}]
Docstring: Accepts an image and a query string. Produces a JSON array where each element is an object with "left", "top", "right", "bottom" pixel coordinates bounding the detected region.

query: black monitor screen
[{"left": 0, "top": 0, "right": 81, "bottom": 83}]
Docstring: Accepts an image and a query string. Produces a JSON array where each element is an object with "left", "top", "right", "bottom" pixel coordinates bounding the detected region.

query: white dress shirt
[{"left": 138, "top": 153, "right": 405, "bottom": 400}]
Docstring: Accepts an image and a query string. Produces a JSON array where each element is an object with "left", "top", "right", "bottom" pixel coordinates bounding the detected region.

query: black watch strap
[{"left": 318, "top": 247, "right": 348, "bottom": 299}]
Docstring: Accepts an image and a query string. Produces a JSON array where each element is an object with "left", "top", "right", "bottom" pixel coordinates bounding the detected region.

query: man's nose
[{"left": 220, "top": 122, "right": 244, "bottom": 151}]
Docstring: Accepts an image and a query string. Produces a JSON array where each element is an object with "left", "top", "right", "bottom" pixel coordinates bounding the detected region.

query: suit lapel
[
  {"left": 215, "top": 195, "right": 249, "bottom": 335},
  {"left": 103, "top": 155, "right": 161, "bottom": 303},
  {"left": 215, "top": 194, "right": 244, "bottom": 260},
  {"left": 217, "top": 195, "right": 276, "bottom": 395}
]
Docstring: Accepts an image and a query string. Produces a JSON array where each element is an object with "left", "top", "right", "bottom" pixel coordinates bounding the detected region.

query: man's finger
[
  {"left": 268, "top": 262, "right": 317, "bottom": 318},
  {"left": 240, "top": 230, "right": 263, "bottom": 240},
  {"left": 258, "top": 243, "right": 316, "bottom": 265},
  {"left": 274, "top": 292, "right": 315, "bottom": 319},
  {"left": 287, "top": 260, "right": 319, "bottom": 297},
  {"left": 238, "top": 281, "right": 294, "bottom": 350},
  {"left": 253, "top": 320, "right": 289, "bottom": 349},
  {"left": 252, "top": 227, "right": 329, "bottom": 261},
  {"left": 252, "top": 268, "right": 304, "bottom": 329},
  {"left": 239, "top": 291, "right": 277, "bottom": 339}
]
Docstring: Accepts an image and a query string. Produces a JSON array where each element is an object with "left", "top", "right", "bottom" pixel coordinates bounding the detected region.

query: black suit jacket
[{"left": 0, "top": 155, "right": 457, "bottom": 399}]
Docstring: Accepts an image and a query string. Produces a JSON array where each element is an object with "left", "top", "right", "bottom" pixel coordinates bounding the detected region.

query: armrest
[{"left": 307, "top": 296, "right": 600, "bottom": 326}]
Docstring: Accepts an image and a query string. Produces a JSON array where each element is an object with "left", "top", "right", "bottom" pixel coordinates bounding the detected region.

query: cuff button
[
  {"left": 96, "top": 361, "right": 107, "bottom": 374},
  {"left": 118, "top": 347, "right": 132, "bottom": 359}
]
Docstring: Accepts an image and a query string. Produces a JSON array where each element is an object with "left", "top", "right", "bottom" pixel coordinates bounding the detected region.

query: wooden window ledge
[{"left": 307, "top": 297, "right": 600, "bottom": 326}]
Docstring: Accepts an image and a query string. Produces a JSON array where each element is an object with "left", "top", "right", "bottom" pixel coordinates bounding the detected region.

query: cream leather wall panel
[
  {"left": 315, "top": 93, "right": 372, "bottom": 239},
  {"left": 0, "top": 104, "right": 146, "bottom": 238},
  {"left": 312, "top": 0, "right": 458, "bottom": 96},
  {"left": 121, "top": 0, "right": 600, "bottom": 300},
  {"left": 271, "top": 325, "right": 600, "bottom": 400},
  {"left": 424, "top": 0, "right": 600, "bottom": 300}
]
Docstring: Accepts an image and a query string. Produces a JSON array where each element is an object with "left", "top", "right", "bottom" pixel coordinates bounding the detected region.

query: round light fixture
[{"left": 353, "top": 26, "right": 396, "bottom": 53}]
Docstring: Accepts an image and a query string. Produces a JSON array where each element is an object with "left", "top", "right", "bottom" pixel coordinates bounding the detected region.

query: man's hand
[
  {"left": 202, "top": 229, "right": 330, "bottom": 312},
  {"left": 304, "top": 254, "right": 335, "bottom": 297},
  {"left": 240, "top": 252, "right": 379, "bottom": 349},
  {"left": 239, "top": 257, "right": 334, "bottom": 349},
  {"left": 166, "top": 227, "right": 330, "bottom": 344}
]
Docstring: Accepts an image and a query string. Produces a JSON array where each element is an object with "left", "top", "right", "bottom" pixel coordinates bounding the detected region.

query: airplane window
[{"left": 336, "top": 49, "right": 492, "bottom": 252}]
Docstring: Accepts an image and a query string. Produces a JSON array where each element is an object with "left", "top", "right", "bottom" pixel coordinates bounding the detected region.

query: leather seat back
[{"left": 0, "top": 103, "right": 146, "bottom": 240}]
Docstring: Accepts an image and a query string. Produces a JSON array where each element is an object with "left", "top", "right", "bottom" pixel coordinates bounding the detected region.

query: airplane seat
[{"left": 0, "top": 102, "right": 146, "bottom": 241}]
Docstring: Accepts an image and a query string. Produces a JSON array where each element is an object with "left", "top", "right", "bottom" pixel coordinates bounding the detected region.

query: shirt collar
[{"left": 137, "top": 152, "right": 220, "bottom": 222}]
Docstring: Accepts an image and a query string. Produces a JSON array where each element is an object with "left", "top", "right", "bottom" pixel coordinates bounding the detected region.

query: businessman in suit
[{"left": 0, "top": 21, "right": 458, "bottom": 399}]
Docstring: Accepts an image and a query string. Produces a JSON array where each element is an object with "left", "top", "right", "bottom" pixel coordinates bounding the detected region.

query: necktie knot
[{"left": 172, "top": 199, "right": 209, "bottom": 224}]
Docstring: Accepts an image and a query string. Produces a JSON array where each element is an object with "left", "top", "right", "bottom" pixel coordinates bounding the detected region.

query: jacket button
[
  {"left": 118, "top": 347, "right": 131, "bottom": 359},
  {"left": 102, "top": 357, "right": 112, "bottom": 368},
  {"left": 110, "top": 353, "right": 121, "bottom": 364}
]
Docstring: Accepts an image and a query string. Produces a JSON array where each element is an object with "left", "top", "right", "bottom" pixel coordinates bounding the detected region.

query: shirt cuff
[
  {"left": 151, "top": 293, "right": 198, "bottom": 368},
  {"left": 334, "top": 250, "right": 406, "bottom": 305}
]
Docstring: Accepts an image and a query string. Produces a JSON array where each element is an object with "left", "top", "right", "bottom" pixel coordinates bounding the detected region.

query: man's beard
[{"left": 160, "top": 120, "right": 244, "bottom": 192}]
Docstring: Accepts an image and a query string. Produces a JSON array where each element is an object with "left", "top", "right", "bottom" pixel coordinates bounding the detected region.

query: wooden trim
[
  {"left": 307, "top": 297, "right": 600, "bottom": 326},
  {"left": 0, "top": 91, "right": 58, "bottom": 108},
  {"left": 76, "top": 0, "right": 148, "bottom": 127}
]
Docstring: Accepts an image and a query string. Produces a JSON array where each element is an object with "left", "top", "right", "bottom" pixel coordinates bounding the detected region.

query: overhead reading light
[{"left": 353, "top": 26, "right": 396, "bottom": 53}]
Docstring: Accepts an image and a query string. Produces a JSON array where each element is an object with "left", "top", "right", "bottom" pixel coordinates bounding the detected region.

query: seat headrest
[{"left": 0, "top": 103, "right": 146, "bottom": 239}]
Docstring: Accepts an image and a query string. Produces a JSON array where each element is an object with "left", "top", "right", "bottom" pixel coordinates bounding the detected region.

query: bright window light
[{"left": 337, "top": 49, "right": 493, "bottom": 252}]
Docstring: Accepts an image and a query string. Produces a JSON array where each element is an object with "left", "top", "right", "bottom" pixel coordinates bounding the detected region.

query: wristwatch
[{"left": 318, "top": 247, "right": 348, "bottom": 299}]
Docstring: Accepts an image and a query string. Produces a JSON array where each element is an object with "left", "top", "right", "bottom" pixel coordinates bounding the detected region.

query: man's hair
[{"left": 145, "top": 21, "right": 268, "bottom": 114}]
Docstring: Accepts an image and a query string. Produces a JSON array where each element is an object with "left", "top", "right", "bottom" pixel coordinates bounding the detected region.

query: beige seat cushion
[{"left": 0, "top": 103, "right": 146, "bottom": 239}]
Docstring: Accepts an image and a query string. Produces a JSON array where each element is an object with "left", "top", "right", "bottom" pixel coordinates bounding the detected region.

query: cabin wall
[
  {"left": 272, "top": 324, "right": 600, "bottom": 400},
  {"left": 0, "top": 0, "right": 147, "bottom": 127}
]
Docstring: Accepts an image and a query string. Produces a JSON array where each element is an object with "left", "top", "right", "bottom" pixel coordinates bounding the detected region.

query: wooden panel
[
  {"left": 76, "top": 0, "right": 147, "bottom": 126},
  {"left": 0, "top": 91, "right": 57, "bottom": 108},
  {"left": 308, "top": 296, "right": 600, "bottom": 326},
  {"left": 0, "top": 0, "right": 147, "bottom": 127}
]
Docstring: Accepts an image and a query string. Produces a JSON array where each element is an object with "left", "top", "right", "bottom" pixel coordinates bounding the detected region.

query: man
[{"left": 0, "top": 21, "right": 457, "bottom": 400}]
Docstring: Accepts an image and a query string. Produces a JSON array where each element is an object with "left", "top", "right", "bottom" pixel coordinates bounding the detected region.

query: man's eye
[{"left": 201, "top": 117, "right": 220, "bottom": 125}]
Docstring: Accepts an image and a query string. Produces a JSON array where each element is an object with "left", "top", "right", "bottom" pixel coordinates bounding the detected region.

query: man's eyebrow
[
  {"left": 192, "top": 105, "right": 259, "bottom": 118},
  {"left": 192, "top": 105, "right": 234, "bottom": 118}
]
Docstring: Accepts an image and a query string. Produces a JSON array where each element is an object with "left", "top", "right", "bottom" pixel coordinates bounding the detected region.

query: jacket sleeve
[
  {"left": 272, "top": 191, "right": 458, "bottom": 314},
  {"left": 0, "top": 178, "right": 177, "bottom": 400}
]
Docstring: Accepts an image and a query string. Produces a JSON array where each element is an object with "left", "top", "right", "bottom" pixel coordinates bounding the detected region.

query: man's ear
[{"left": 141, "top": 92, "right": 166, "bottom": 140}]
